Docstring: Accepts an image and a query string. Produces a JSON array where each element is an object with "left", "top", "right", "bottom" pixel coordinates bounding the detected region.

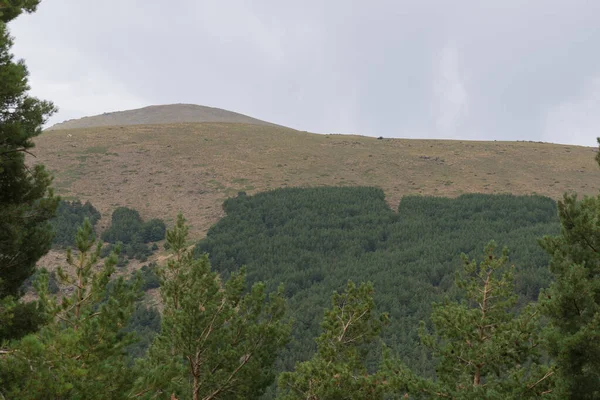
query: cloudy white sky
[{"left": 9, "top": 0, "right": 600, "bottom": 146}]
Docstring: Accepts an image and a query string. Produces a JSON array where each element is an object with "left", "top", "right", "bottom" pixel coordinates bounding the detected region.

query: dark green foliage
[
  {"left": 46, "top": 271, "right": 59, "bottom": 294},
  {"left": 21, "top": 267, "right": 58, "bottom": 294},
  {"left": 0, "top": 301, "right": 46, "bottom": 343},
  {"left": 138, "top": 262, "right": 160, "bottom": 291},
  {"left": 101, "top": 207, "right": 165, "bottom": 261},
  {"left": 134, "top": 214, "right": 291, "bottom": 400},
  {"left": 100, "top": 243, "right": 112, "bottom": 258},
  {"left": 0, "top": 1, "right": 40, "bottom": 23},
  {"left": 102, "top": 207, "right": 144, "bottom": 243},
  {"left": 101, "top": 238, "right": 152, "bottom": 262},
  {"left": 278, "top": 281, "right": 392, "bottom": 400},
  {"left": 0, "top": 219, "right": 141, "bottom": 399},
  {"left": 119, "top": 265, "right": 162, "bottom": 361},
  {"left": 101, "top": 243, "right": 133, "bottom": 267},
  {"left": 539, "top": 189, "right": 600, "bottom": 399},
  {"left": 102, "top": 207, "right": 166, "bottom": 244},
  {"left": 123, "top": 303, "right": 161, "bottom": 361},
  {"left": 391, "top": 242, "right": 553, "bottom": 399},
  {"left": 142, "top": 218, "right": 166, "bottom": 242},
  {"left": 3, "top": 268, "right": 53, "bottom": 343},
  {"left": 50, "top": 199, "right": 101, "bottom": 248},
  {"left": 122, "top": 240, "right": 153, "bottom": 261},
  {"left": 195, "top": 187, "right": 559, "bottom": 376},
  {"left": 0, "top": 0, "right": 58, "bottom": 342}
]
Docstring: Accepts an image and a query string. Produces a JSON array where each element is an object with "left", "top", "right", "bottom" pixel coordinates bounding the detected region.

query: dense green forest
[
  {"left": 196, "top": 188, "right": 559, "bottom": 374},
  {"left": 15, "top": 189, "right": 563, "bottom": 397}
]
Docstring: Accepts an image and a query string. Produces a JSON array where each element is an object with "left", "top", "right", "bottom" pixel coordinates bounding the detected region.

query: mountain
[
  {"left": 31, "top": 105, "right": 600, "bottom": 237},
  {"left": 46, "top": 103, "right": 280, "bottom": 130}
]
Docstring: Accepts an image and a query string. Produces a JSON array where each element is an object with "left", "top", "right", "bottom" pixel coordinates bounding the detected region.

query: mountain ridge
[
  {"left": 46, "top": 103, "right": 283, "bottom": 131},
  {"left": 32, "top": 116, "right": 600, "bottom": 238}
]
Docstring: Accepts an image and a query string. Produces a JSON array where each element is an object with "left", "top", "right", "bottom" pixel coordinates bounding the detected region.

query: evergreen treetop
[{"left": 0, "top": 0, "right": 58, "bottom": 342}]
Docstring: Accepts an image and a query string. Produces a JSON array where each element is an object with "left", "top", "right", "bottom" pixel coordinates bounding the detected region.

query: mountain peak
[{"left": 47, "top": 103, "right": 280, "bottom": 130}]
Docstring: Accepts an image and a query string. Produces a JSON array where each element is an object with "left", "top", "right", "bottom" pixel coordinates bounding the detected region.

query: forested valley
[
  {"left": 3, "top": 2, "right": 600, "bottom": 399},
  {"left": 4, "top": 185, "right": 600, "bottom": 399}
]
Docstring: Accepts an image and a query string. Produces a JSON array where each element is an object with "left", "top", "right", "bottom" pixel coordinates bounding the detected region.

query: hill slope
[
  {"left": 46, "top": 104, "right": 280, "bottom": 130},
  {"left": 31, "top": 121, "right": 600, "bottom": 236}
]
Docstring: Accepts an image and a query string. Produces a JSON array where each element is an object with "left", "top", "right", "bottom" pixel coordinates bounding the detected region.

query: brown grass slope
[
  {"left": 46, "top": 104, "right": 280, "bottom": 131},
  {"left": 32, "top": 122, "right": 600, "bottom": 237}
]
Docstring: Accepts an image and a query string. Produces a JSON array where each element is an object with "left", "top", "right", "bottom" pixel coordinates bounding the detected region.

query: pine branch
[
  {"left": 129, "top": 388, "right": 152, "bottom": 398},
  {"left": 526, "top": 370, "right": 555, "bottom": 392},
  {"left": 55, "top": 313, "right": 76, "bottom": 329},
  {"left": 198, "top": 297, "right": 226, "bottom": 347},
  {"left": 0, "top": 147, "right": 36, "bottom": 157},
  {"left": 202, "top": 348, "right": 253, "bottom": 400}
]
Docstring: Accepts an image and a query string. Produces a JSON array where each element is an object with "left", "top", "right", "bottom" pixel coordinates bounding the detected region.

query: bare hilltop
[
  {"left": 46, "top": 103, "right": 279, "bottom": 131},
  {"left": 33, "top": 104, "right": 600, "bottom": 237}
]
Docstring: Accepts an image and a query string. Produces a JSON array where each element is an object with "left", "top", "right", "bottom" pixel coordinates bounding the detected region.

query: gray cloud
[
  {"left": 9, "top": 0, "right": 600, "bottom": 146},
  {"left": 432, "top": 44, "right": 469, "bottom": 135}
]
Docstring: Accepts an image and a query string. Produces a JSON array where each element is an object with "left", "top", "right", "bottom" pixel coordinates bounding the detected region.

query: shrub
[
  {"left": 101, "top": 207, "right": 143, "bottom": 244},
  {"left": 102, "top": 207, "right": 166, "bottom": 245},
  {"left": 142, "top": 219, "right": 166, "bottom": 242},
  {"left": 51, "top": 200, "right": 101, "bottom": 248},
  {"left": 139, "top": 263, "right": 160, "bottom": 291}
]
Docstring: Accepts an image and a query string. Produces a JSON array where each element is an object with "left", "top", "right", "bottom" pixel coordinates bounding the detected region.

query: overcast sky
[{"left": 9, "top": 0, "right": 600, "bottom": 146}]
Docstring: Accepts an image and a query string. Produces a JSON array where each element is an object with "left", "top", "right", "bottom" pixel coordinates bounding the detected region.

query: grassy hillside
[
  {"left": 31, "top": 121, "right": 600, "bottom": 236},
  {"left": 46, "top": 103, "right": 279, "bottom": 131}
]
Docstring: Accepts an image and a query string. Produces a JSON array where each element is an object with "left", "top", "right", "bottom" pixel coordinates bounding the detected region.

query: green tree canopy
[
  {"left": 0, "top": 219, "right": 141, "bottom": 398},
  {"left": 196, "top": 188, "right": 559, "bottom": 376},
  {"left": 101, "top": 207, "right": 145, "bottom": 244},
  {"left": 133, "top": 214, "right": 291, "bottom": 400},
  {"left": 102, "top": 207, "right": 166, "bottom": 245},
  {"left": 51, "top": 200, "right": 101, "bottom": 248},
  {"left": 0, "top": 0, "right": 58, "bottom": 342},
  {"left": 539, "top": 138, "right": 600, "bottom": 399},
  {"left": 277, "top": 281, "right": 391, "bottom": 400},
  {"left": 391, "top": 242, "right": 554, "bottom": 399}
]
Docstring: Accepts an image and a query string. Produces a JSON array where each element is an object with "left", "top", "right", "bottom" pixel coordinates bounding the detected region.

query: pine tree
[
  {"left": 538, "top": 139, "right": 600, "bottom": 399},
  {"left": 0, "top": 219, "right": 141, "bottom": 399},
  {"left": 277, "top": 281, "right": 392, "bottom": 400},
  {"left": 133, "top": 214, "right": 290, "bottom": 400},
  {"left": 390, "top": 242, "right": 554, "bottom": 399},
  {"left": 0, "top": 0, "right": 58, "bottom": 341}
]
